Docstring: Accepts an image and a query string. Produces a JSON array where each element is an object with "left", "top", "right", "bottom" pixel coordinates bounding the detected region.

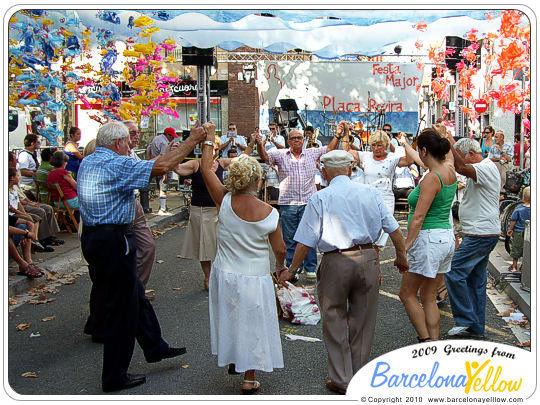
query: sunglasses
[{"left": 289, "top": 136, "right": 304, "bottom": 141}]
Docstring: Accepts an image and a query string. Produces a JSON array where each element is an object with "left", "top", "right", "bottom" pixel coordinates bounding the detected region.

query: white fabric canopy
[{"left": 11, "top": 8, "right": 502, "bottom": 58}]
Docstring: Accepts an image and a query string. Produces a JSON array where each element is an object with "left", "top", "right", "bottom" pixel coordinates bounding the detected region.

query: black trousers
[
  {"left": 81, "top": 226, "right": 168, "bottom": 387},
  {"left": 393, "top": 187, "right": 414, "bottom": 199}
]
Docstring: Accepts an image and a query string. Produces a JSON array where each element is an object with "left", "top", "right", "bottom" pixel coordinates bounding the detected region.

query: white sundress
[{"left": 209, "top": 193, "right": 284, "bottom": 373}]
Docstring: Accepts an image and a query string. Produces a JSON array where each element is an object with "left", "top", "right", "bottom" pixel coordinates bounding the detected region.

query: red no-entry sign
[{"left": 474, "top": 100, "right": 488, "bottom": 113}]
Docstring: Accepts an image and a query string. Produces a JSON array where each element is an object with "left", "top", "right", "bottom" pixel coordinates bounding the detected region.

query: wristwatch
[
  {"left": 287, "top": 268, "right": 297, "bottom": 276},
  {"left": 203, "top": 141, "right": 215, "bottom": 147}
]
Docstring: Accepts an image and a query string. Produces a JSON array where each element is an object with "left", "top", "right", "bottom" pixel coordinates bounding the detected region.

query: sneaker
[
  {"left": 305, "top": 271, "right": 317, "bottom": 279},
  {"left": 447, "top": 326, "right": 471, "bottom": 337},
  {"left": 143, "top": 208, "right": 153, "bottom": 214},
  {"left": 157, "top": 209, "right": 172, "bottom": 216},
  {"left": 48, "top": 237, "right": 65, "bottom": 245}
]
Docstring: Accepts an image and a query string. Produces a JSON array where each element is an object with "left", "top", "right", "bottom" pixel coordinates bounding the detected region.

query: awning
[{"left": 10, "top": 8, "right": 504, "bottom": 58}]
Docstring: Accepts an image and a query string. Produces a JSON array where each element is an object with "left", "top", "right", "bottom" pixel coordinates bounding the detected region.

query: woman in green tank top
[{"left": 398, "top": 128, "right": 457, "bottom": 342}]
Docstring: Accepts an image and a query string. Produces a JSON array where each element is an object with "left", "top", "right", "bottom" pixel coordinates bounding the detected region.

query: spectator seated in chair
[
  {"left": 8, "top": 221, "right": 44, "bottom": 278},
  {"left": 35, "top": 147, "right": 57, "bottom": 202},
  {"left": 8, "top": 168, "right": 50, "bottom": 253},
  {"left": 47, "top": 151, "right": 79, "bottom": 209}
]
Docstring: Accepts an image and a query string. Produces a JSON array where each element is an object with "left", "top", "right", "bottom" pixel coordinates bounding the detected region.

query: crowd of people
[{"left": 7, "top": 118, "right": 531, "bottom": 395}]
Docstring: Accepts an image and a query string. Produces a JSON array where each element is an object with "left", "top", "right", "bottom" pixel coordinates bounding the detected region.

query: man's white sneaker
[
  {"left": 157, "top": 209, "right": 172, "bottom": 216},
  {"left": 305, "top": 271, "right": 317, "bottom": 279},
  {"left": 447, "top": 326, "right": 470, "bottom": 336}
]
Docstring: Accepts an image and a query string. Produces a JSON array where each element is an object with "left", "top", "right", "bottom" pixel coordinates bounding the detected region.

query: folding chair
[
  {"left": 34, "top": 180, "right": 48, "bottom": 204},
  {"left": 47, "top": 184, "right": 79, "bottom": 234}
]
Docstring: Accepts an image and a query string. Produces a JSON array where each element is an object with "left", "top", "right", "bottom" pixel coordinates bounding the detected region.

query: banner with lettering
[{"left": 256, "top": 61, "right": 423, "bottom": 135}]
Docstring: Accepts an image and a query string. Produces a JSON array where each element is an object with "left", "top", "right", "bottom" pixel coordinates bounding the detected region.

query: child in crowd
[{"left": 507, "top": 186, "right": 531, "bottom": 272}]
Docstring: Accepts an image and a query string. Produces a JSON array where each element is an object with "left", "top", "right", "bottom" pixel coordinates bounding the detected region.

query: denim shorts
[
  {"left": 11, "top": 224, "right": 28, "bottom": 247},
  {"left": 407, "top": 228, "right": 455, "bottom": 278}
]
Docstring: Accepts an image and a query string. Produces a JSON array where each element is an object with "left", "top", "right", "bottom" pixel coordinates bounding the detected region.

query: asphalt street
[{"left": 7, "top": 213, "right": 518, "bottom": 396}]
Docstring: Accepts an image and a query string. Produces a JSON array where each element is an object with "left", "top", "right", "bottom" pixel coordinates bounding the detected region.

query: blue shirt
[
  {"left": 510, "top": 204, "right": 530, "bottom": 233},
  {"left": 78, "top": 147, "right": 154, "bottom": 226},
  {"left": 293, "top": 175, "right": 399, "bottom": 252},
  {"left": 488, "top": 143, "right": 512, "bottom": 161}
]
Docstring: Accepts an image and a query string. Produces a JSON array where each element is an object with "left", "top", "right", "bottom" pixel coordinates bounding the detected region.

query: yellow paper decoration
[{"left": 133, "top": 15, "right": 154, "bottom": 27}]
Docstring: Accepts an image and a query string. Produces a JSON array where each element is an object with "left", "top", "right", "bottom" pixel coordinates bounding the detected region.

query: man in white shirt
[
  {"left": 260, "top": 122, "right": 285, "bottom": 152},
  {"left": 444, "top": 137, "right": 501, "bottom": 339},
  {"left": 146, "top": 127, "right": 178, "bottom": 214},
  {"left": 303, "top": 126, "right": 322, "bottom": 149},
  {"left": 17, "top": 134, "right": 41, "bottom": 197},
  {"left": 219, "top": 123, "right": 247, "bottom": 158},
  {"left": 278, "top": 150, "right": 408, "bottom": 394}
]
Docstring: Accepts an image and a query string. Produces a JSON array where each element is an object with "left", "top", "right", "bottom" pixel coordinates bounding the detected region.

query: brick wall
[{"left": 227, "top": 63, "right": 259, "bottom": 137}]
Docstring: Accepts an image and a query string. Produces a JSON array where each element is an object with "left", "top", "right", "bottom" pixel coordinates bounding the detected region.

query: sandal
[
  {"left": 17, "top": 263, "right": 43, "bottom": 279},
  {"left": 241, "top": 380, "right": 260, "bottom": 395},
  {"left": 508, "top": 265, "right": 518, "bottom": 272},
  {"left": 28, "top": 263, "right": 45, "bottom": 276},
  {"left": 436, "top": 286, "right": 447, "bottom": 304}
]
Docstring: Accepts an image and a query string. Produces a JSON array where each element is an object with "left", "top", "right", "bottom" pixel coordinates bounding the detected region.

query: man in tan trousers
[
  {"left": 278, "top": 150, "right": 409, "bottom": 394},
  {"left": 125, "top": 120, "right": 156, "bottom": 287}
]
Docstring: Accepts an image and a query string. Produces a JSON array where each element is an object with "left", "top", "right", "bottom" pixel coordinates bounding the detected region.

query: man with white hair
[
  {"left": 278, "top": 149, "right": 409, "bottom": 394},
  {"left": 255, "top": 126, "right": 341, "bottom": 279},
  {"left": 443, "top": 137, "right": 500, "bottom": 339},
  {"left": 78, "top": 121, "right": 206, "bottom": 392}
]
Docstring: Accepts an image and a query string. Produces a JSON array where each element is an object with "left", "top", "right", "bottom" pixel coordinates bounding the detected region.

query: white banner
[
  {"left": 256, "top": 61, "right": 423, "bottom": 134},
  {"left": 257, "top": 61, "right": 423, "bottom": 113}
]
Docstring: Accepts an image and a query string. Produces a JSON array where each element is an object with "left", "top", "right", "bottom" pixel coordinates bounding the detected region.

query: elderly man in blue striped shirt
[{"left": 78, "top": 121, "right": 206, "bottom": 392}]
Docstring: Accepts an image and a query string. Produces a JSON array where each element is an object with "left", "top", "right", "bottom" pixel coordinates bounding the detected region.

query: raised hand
[{"left": 202, "top": 121, "right": 217, "bottom": 141}]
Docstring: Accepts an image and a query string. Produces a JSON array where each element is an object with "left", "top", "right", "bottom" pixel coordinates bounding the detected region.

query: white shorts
[{"left": 407, "top": 228, "right": 455, "bottom": 278}]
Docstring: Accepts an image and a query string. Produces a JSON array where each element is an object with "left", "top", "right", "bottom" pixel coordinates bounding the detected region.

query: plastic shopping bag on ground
[{"left": 276, "top": 281, "right": 321, "bottom": 325}]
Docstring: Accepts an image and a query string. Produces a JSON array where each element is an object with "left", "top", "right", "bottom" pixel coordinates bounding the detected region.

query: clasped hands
[
  {"left": 396, "top": 131, "right": 408, "bottom": 145},
  {"left": 336, "top": 121, "right": 352, "bottom": 137},
  {"left": 394, "top": 253, "right": 409, "bottom": 274},
  {"left": 276, "top": 265, "right": 295, "bottom": 284}
]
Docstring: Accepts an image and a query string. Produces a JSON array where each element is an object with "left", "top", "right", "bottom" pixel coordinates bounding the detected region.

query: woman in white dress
[{"left": 199, "top": 121, "right": 287, "bottom": 394}]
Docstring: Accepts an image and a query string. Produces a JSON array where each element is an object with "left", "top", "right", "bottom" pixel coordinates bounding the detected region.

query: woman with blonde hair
[
  {"left": 176, "top": 135, "right": 254, "bottom": 290},
  {"left": 200, "top": 122, "right": 286, "bottom": 395},
  {"left": 351, "top": 129, "right": 414, "bottom": 247}
]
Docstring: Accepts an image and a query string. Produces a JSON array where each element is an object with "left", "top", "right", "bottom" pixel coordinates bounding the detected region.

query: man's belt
[
  {"left": 84, "top": 223, "right": 134, "bottom": 232},
  {"left": 324, "top": 244, "right": 374, "bottom": 254}
]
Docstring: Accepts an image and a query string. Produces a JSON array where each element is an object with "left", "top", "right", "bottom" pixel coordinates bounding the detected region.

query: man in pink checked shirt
[{"left": 255, "top": 125, "right": 341, "bottom": 278}]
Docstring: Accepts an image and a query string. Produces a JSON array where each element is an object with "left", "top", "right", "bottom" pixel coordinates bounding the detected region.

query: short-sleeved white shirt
[
  {"left": 220, "top": 135, "right": 247, "bottom": 157},
  {"left": 17, "top": 150, "right": 38, "bottom": 186},
  {"left": 357, "top": 152, "right": 401, "bottom": 205},
  {"left": 9, "top": 188, "right": 20, "bottom": 214},
  {"left": 459, "top": 158, "right": 501, "bottom": 235},
  {"left": 294, "top": 175, "right": 399, "bottom": 251},
  {"left": 261, "top": 133, "right": 286, "bottom": 152}
]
